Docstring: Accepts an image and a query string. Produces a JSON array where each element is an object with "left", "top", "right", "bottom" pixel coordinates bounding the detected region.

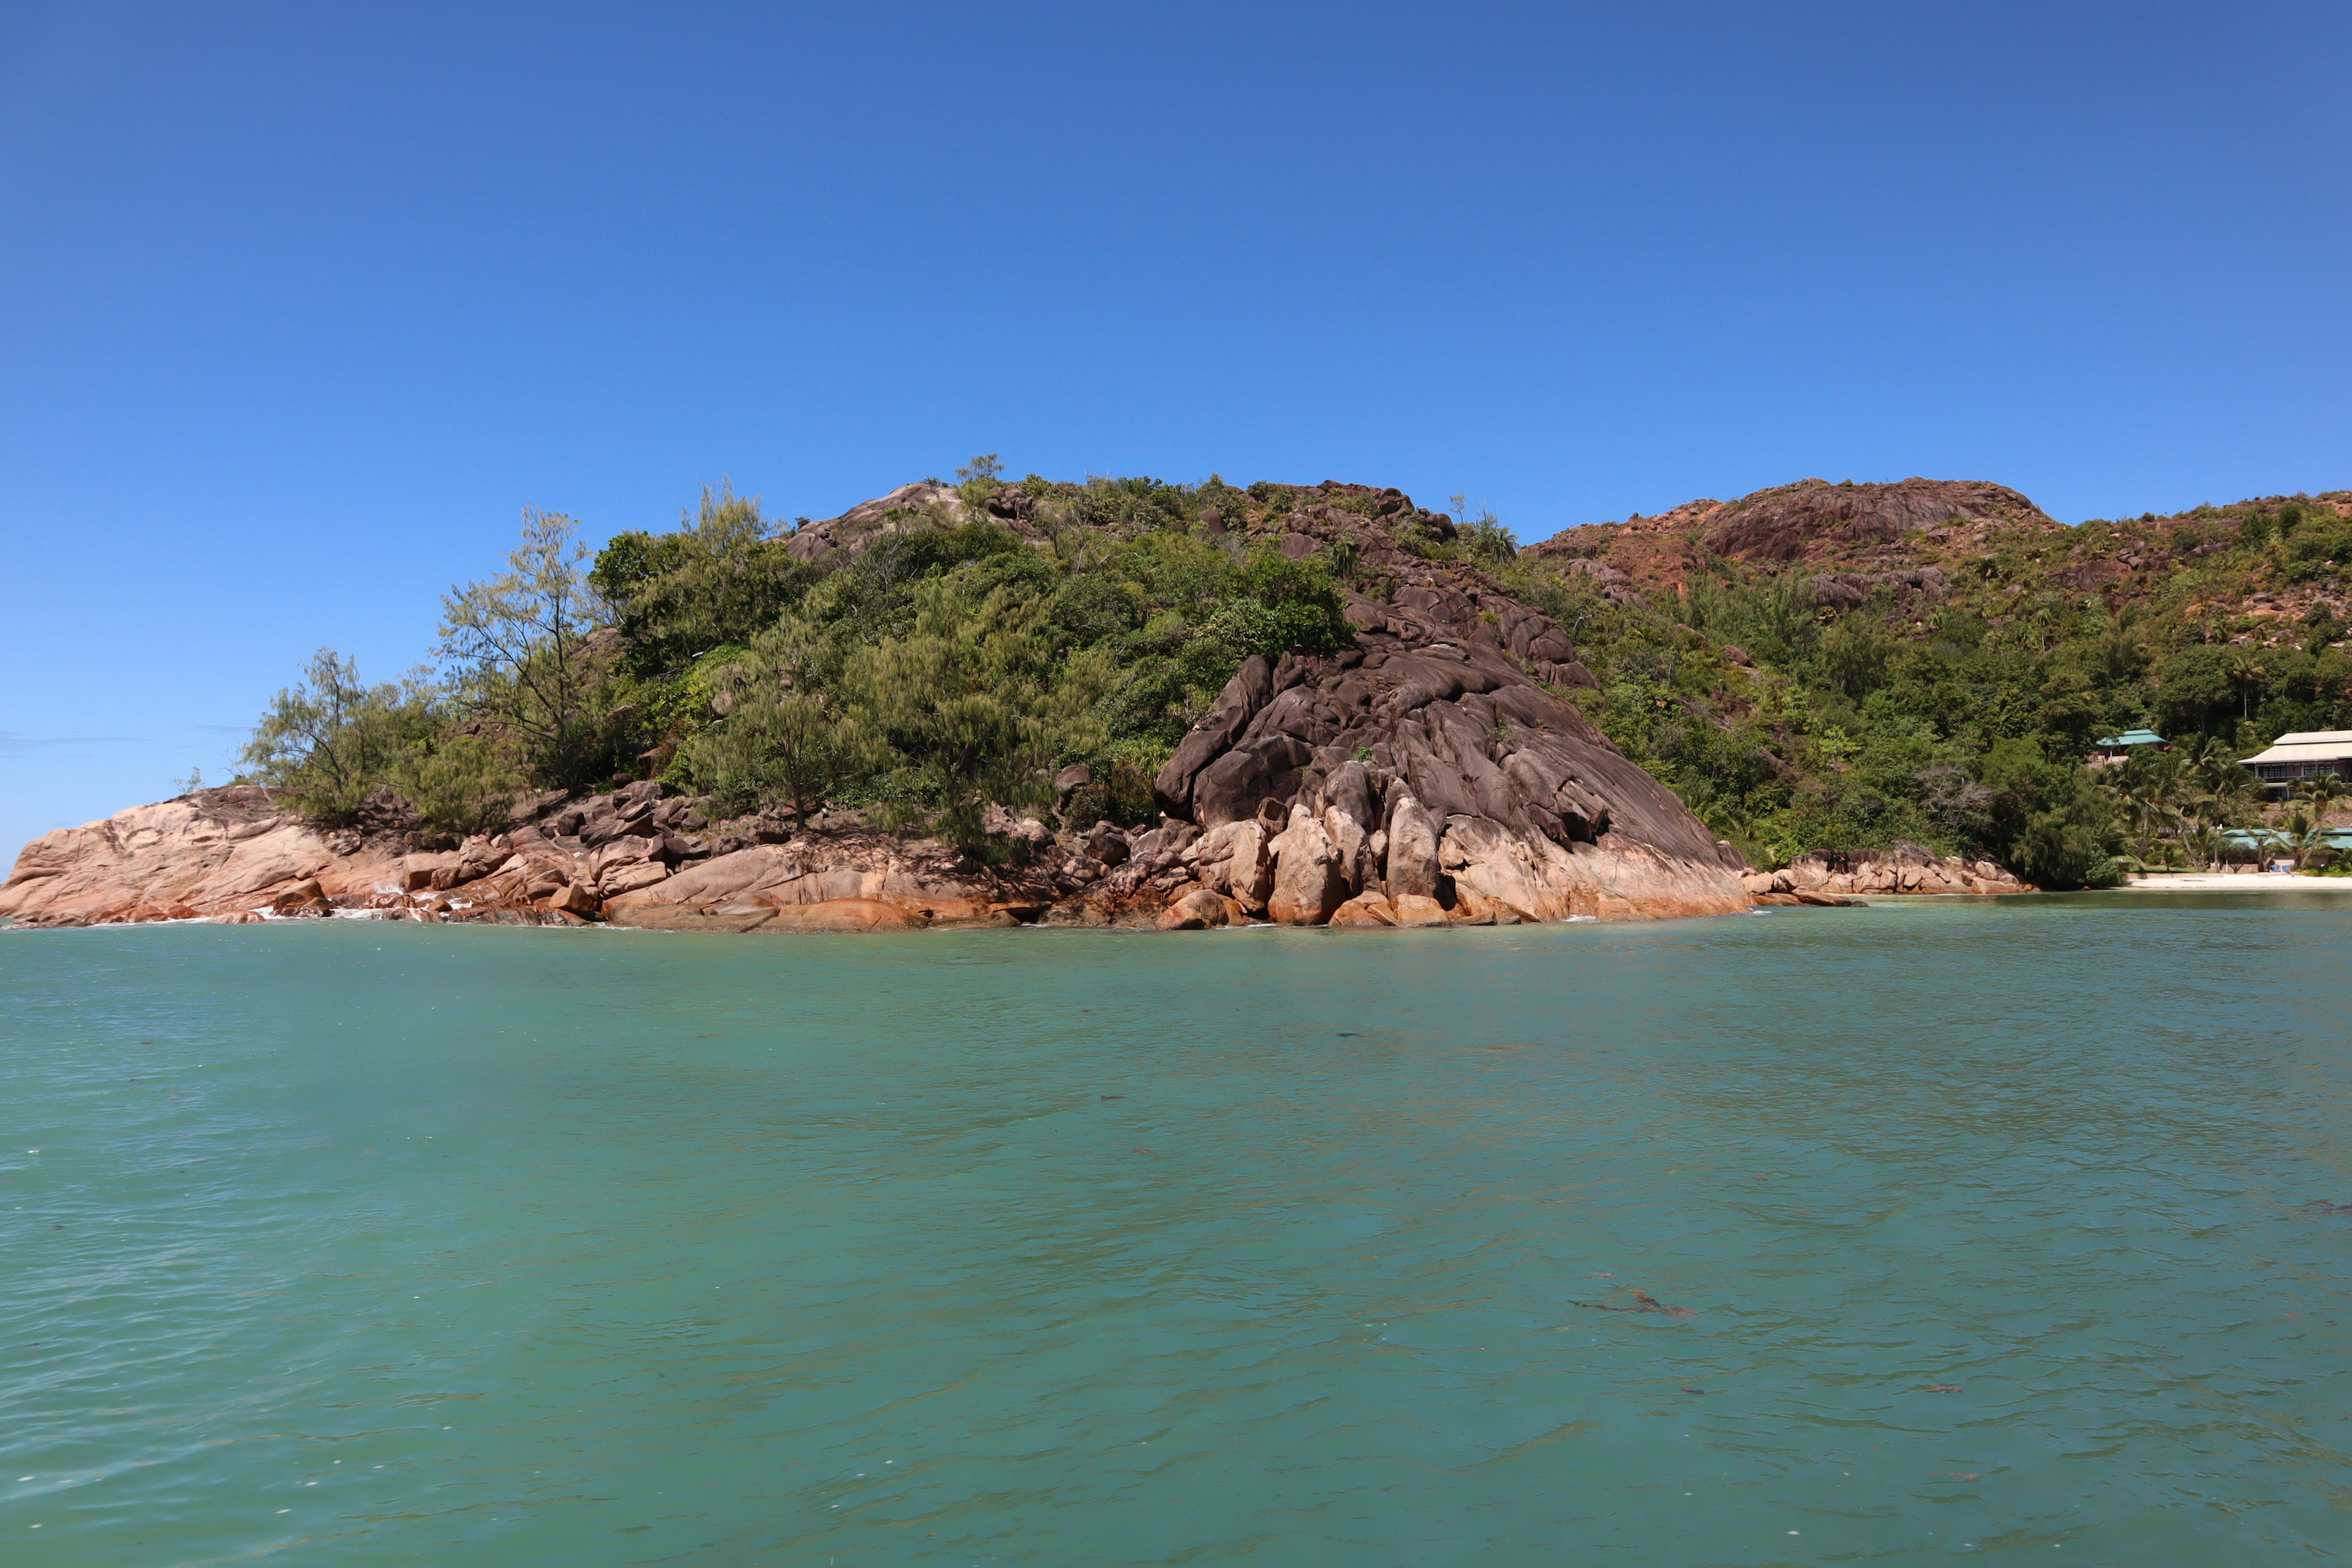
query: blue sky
[{"left": 3, "top": 2, "right": 2348, "bottom": 853}]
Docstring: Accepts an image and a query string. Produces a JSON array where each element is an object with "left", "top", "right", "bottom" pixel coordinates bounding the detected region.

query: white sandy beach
[{"left": 2121, "top": 872, "right": 2352, "bottom": 892}]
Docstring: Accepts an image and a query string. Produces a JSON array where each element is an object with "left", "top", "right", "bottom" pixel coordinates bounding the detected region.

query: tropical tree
[
  {"left": 2297, "top": 773, "right": 2348, "bottom": 820},
  {"left": 591, "top": 481, "right": 816, "bottom": 674},
  {"left": 2280, "top": 808, "right": 2330, "bottom": 872},
  {"left": 238, "top": 649, "right": 427, "bottom": 823},
  {"left": 438, "top": 510, "right": 612, "bottom": 791},
  {"left": 846, "top": 578, "right": 1109, "bottom": 854},
  {"left": 680, "top": 611, "right": 873, "bottom": 821},
  {"left": 238, "top": 650, "right": 519, "bottom": 833}
]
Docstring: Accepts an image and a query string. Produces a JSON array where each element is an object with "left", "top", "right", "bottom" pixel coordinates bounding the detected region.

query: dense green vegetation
[
  {"left": 241, "top": 467, "right": 1354, "bottom": 852},
  {"left": 236, "top": 469, "right": 2348, "bottom": 883},
  {"left": 1501, "top": 494, "right": 2352, "bottom": 884}
]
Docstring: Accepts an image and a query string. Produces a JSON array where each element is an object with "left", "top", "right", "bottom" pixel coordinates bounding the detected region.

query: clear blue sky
[{"left": 4, "top": 2, "right": 2348, "bottom": 854}]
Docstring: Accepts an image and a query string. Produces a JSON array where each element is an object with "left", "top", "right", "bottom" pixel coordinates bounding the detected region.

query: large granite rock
[
  {"left": 599, "top": 829, "right": 1047, "bottom": 928},
  {"left": 1752, "top": 842, "right": 2031, "bottom": 899},
  {"left": 0, "top": 788, "right": 384, "bottom": 927},
  {"left": 1150, "top": 567, "right": 1751, "bottom": 922}
]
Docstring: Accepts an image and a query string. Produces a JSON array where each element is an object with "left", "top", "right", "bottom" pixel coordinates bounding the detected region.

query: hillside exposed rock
[
  {"left": 1525, "top": 477, "right": 2065, "bottom": 600},
  {"left": 1698, "top": 478, "right": 2057, "bottom": 563},
  {"left": 784, "top": 481, "right": 970, "bottom": 561},
  {"left": 782, "top": 479, "right": 1055, "bottom": 564},
  {"left": 1147, "top": 617, "right": 1748, "bottom": 921}
]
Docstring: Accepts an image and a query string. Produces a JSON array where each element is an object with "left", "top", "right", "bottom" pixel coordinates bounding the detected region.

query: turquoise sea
[{"left": 4, "top": 895, "right": 2350, "bottom": 1564}]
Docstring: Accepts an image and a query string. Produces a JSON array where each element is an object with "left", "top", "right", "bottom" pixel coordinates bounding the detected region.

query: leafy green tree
[
  {"left": 439, "top": 510, "right": 611, "bottom": 791},
  {"left": 955, "top": 452, "right": 1005, "bottom": 517},
  {"left": 239, "top": 650, "right": 431, "bottom": 823},
  {"left": 679, "top": 612, "right": 873, "bottom": 821},
  {"left": 2152, "top": 646, "right": 2236, "bottom": 737},
  {"left": 1817, "top": 619, "right": 1894, "bottom": 701},
  {"left": 1980, "top": 738, "right": 2122, "bottom": 888},
  {"left": 2298, "top": 772, "right": 2348, "bottom": 822},
  {"left": 1205, "top": 549, "right": 1355, "bottom": 659},
  {"left": 845, "top": 579, "right": 1109, "bottom": 853},
  {"left": 2280, "top": 807, "right": 2329, "bottom": 872},
  {"left": 1458, "top": 508, "right": 1517, "bottom": 565},
  {"left": 592, "top": 482, "right": 817, "bottom": 674},
  {"left": 394, "top": 731, "right": 523, "bottom": 838}
]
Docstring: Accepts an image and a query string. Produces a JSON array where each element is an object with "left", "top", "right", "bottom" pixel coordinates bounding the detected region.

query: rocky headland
[{"left": 2, "top": 473, "right": 2068, "bottom": 933}]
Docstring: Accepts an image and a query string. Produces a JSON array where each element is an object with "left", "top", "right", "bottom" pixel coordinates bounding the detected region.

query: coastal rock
[
  {"left": 1149, "top": 564, "right": 1752, "bottom": 925},
  {"left": 1082, "top": 820, "right": 1130, "bottom": 866},
  {"left": 1194, "top": 820, "right": 1274, "bottom": 911},
  {"left": 1156, "top": 887, "right": 1235, "bottom": 930},
  {"left": 605, "top": 902, "right": 775, "bottom": 933},
  {"left": 543, "top": 882, "right": 602, "bottom": 919},
  {"left": 0, "top": 788, "right": 380, "bottom": 927},
  {"left": 1384, "top": 795, "right": 1442, "bottom": 899},
  {"left": 599, "top": 829, "right": 1055, "bottom": 931},
  {"left": 274, "top": 878, "right": 331, "bottom": 911},
  {"left": 1267, "top": 806, "right": 1349, "bottom": 925},
  {"left": 1390, "top": 894, "right": 1450, "bottom": 927},
  {"left": 763, "top": 898, "right": 928, "bottom": 932},
  {"left": 1777, "top": 842, "right": 2032, "bottom": 896}
]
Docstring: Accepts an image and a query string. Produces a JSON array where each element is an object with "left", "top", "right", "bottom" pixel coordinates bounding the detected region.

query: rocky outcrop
[
  {"left": 2, "top": 479, "right": 1769, "bottom": 934},
  {"left": 1522, "top": 477, "right": 2065, "bottom": 603},
  {"left": 0, "top": 781, "right": 1090, "bottom": 932},
  {"left": 1743, "top": 842, "right": 2032, "bottom": 901},
  {"left": 0, "top": 787, "right": 379, "bottom": 927},
  {"left": 1147, "top": 568, "right": 1752, "bottom": 922},
  {"left": 783, "top": 479, "right": 1055, "bottom": 563},
  {"left": 1698, "top": 478, "right": 2054, "bottom": 564}
]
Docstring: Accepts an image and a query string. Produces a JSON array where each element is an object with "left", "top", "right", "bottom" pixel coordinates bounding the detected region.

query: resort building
[
  {"left": 2089, "top": 728, "right": 2165, "bottom": 767},
  {"left": 2239, "top": 729, "right": 2352, "bottom": 796}
]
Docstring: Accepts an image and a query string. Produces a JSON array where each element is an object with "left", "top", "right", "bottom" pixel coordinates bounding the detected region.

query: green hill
[{"left": 233, "top": 467, "right": 2352, "bottom": 890}]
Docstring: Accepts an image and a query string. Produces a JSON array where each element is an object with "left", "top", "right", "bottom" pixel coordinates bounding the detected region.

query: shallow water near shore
[{"left": 4, "top": 896, "right": 2350, "bottom": 1564}]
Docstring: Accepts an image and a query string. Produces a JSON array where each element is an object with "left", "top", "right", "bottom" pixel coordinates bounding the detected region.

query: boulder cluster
[
  {"left": 0, "top": 778, "right": 2028, "bottom": 934},
  {"left": 1744, "top": 843, "right": 2030, "bottom": 902}
]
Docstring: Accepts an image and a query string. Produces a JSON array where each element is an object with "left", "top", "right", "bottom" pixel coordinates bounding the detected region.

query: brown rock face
[
  {"left": 1766, "top": 842, "right": 2031, "bottom": 897},
  {"left": 1329, "top": 892, "right": 1396, "bottom": 927},
  {"left": 599, "top": 830, "right": 1014, "bottom": 927},
  {"left": 1156, "top": 887, "right": 1235, "bottom": 930},
  {"left": 1700, "top": 478, "right": 2051, "bottom": 563},
  {"left": 0, "top": 788, "right": 378, "bottom": 927},
  {"left": 761, "top": 898, "right": 927, "bottom": 932},
  {"left": 784, "top": 481, "right": 1027, "bottom": 564},
  {"left": 1389, "top": 894, "right": 1450, "bottom": 927},
  {"left": 1265, "top": 806, "right": 1350, "bottom": 925},
  {"left": 1151, "top": 573, "right": 1751, "bottom": 923},
  {"left": 1522, "top": 476, "right": 2065, "bottom": 603}
]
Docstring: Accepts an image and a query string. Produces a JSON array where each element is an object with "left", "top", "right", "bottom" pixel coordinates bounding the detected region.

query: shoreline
[{"left": 2117, "top": 872, "right": 2352, "bottom": 892}]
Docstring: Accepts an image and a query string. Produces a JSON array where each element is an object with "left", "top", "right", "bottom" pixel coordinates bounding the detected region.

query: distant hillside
[{"left": 1496, "top": 478, "right": 2352, "bottom": 876}]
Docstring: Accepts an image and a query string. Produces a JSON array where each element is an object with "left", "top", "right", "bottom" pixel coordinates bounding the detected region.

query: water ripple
[{"left": 2, "top": 895, "right": 2348, "bottom": 1562}]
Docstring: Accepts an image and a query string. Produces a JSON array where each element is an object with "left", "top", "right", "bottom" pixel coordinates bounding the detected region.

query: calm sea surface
[{"left": 4, "top": 895, "right": 2350, "bottom": 1565}]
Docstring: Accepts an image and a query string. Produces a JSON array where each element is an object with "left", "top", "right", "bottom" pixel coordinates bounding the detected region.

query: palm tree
[
  {"left": 2189, "top": 737, "right": 2259, "bottom": 813},
  {"left": 2280, "top": 808, "right": 2328, "bottom": 873},
  {"left": 2298, "top": 774, "right": 2348, "bottom": 821},
  {"left": 2120, "top": 780, "right": 2177, "bottom": 864},
  {"left": 2228, "top": 648, "right": 2267, "bottom": 723}
]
